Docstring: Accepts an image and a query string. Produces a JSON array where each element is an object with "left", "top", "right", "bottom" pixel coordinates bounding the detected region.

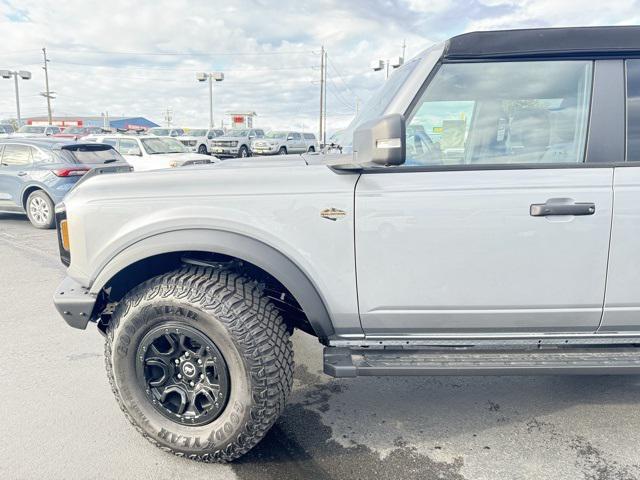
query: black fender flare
[{"left": 91, "top": 228, "right": 334, "bottom": 338}]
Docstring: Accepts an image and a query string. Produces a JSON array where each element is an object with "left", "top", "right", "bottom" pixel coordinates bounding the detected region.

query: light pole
[
  {"left": 0, "top": 69, "right": 32, "bottom": 127},
  {"left": 371, "top": 57, "right": 404, "bottom": 79},
  {"left": 197, "top": 72, "right": 224, "bottom": 128}
]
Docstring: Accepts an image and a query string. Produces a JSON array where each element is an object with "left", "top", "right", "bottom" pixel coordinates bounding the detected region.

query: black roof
[{"left": 444, "top": 26, "right": 640, "bottom": 60}]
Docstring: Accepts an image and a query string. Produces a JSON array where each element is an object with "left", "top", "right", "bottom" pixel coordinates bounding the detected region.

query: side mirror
[
  {"left": 353, "top": 113, "right": 405, "bottom": 166},
  {"left": 248, "top": 134, "right": 256, "bottom": 139}
]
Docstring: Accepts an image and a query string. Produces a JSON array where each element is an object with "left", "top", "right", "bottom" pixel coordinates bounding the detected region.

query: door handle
[
  {"left": 17, "top": 171, "right": 27, "bottom": 177},
  {"left": 530, "top": 201, "right": 595, "bottom": 217}
]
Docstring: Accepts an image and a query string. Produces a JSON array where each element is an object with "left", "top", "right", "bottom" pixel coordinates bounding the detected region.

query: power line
[{"left": 47, "top": 48, "right": 314, "bottom": 57}]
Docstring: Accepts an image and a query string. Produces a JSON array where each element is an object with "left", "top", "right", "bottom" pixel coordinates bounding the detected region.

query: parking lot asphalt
[{"left": 2, "top": 211, "right": 640, "bottom": 480}]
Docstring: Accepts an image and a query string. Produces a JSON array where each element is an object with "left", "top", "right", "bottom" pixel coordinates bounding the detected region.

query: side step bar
[{"left": 323, "top": 347, "right": 640, "bottom": 377}]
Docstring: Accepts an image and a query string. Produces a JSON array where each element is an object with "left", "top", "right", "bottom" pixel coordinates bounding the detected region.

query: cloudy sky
[{"left": 1, "top": 0, "right": 640, "bottom": 135}]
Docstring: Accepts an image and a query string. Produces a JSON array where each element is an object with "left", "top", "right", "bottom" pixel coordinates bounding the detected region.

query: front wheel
[
  {"left": 105, "top": 266, "right": 294, "bottom": 462},
  {"left": 26, "top": 190, "right": 55, "bottom": 229},
  {"left": 278, "top": 147, "right": 287, "bottom": 155},
  {"left": 197, "top": 144, "right": 208, "bottom": 155},
  {"left": 238, "top": 146, "right": 249, "bottom": 158}
]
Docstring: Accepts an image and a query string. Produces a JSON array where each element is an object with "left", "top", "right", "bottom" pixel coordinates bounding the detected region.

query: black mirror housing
[{"left": 353, "top": 113, "right": 406, "bottom": 166}]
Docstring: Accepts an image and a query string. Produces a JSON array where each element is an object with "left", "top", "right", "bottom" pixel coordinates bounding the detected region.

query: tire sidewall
[
  {"left": 26, "top": 191, "right": 54, "bottom": 229},
  {"left": 110, "top": 298, "right": 253, "bottom": 457},
  {"left": 198, "top": 144, "right": 208, "bottom": 155}
]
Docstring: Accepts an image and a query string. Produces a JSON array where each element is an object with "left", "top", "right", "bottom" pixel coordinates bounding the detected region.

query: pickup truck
[
  {"left": 210, "top": 128, "right": 265, "bottom": 158},
  {"left": 53, "top": 26, "right": 640, "bottom": 462}
]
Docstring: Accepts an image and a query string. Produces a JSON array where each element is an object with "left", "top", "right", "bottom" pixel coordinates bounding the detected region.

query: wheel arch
[
  {"left": 91, "top": 229, "right": 335, "bottom": 339},
  {"left": 21, "top": 184, "right": 49, "bottom": 209}
]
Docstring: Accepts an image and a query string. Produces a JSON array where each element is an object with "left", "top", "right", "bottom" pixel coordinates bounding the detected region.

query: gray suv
[
  {"left": 251, "top": 130, "right": 308, "bottom": 155},
  {"left": 210, "top": 128, "right": 265, "bottom": 158},
  {"left": 54, "top": 26, "right": 640, "bottom": 463}
]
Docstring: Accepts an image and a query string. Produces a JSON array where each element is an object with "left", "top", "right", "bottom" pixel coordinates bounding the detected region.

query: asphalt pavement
[{"left": 2, "top": 211, "right": 640, "bottom": 480}]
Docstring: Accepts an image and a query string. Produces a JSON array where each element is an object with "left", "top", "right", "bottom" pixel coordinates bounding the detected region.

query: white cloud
[{"left": 0, "top": 0, "right": 639, "bottom": 136}]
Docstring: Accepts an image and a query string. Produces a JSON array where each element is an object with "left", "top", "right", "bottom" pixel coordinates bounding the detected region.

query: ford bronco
[{"left": 53, "top": 26, "right": 640, "bottom": 461}]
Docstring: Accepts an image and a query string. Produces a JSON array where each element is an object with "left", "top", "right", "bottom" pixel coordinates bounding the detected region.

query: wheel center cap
[{"left": 182, "top": 361, "right": 197, "bottom": 378}]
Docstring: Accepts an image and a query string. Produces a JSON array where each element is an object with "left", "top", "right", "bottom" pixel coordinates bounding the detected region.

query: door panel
[
  {"left": 601, "top": 166, "right": 640, "bottom": 330},
  {"left": 355, "top": 168, "right": 613, "bottom": 335}
]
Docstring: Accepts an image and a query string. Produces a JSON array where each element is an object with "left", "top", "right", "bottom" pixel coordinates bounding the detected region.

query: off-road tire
[
  {"left": 278, "top": 147, "right": 287, "bottom": 155},
  {"left": 105, "top": 266, "right": 294, "bottom": 462},
  {"left": 25, "top": 190, "right": 55, "bottom": 229}
]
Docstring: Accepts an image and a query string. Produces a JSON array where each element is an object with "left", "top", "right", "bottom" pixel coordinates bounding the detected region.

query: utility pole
[
  {"left": 319, "top": 45, "right": 325, "bottom": 146},
  {"left": 41, "top": 47, "right": 54, "bottom": 125},
  {"left": 323, "top": 49, "right": 327, "bottom": 146},
  {"left": 402, "top": 39, "right": 407, "bottom": 63},
  {"left": 164, "top": 107, "right": 173, "bottom": 127}
]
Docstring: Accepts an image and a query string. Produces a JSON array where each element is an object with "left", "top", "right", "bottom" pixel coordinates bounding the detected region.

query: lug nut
[
  {"left": 174, "top": 359, "right": 180, "bottom": 364},
  {"left": 184, "top": 352, "right": 190, "bottom": 358},
  {"left": 189, "top": 381, "right": 195, "bottom": 387},
  {"left": 200, "top": 374, "right": 205, "bottom": 380},
  {"left": 177, "top": 373, "right": 182, "bottom": 379},
  {"left": 197, "top": 359, "right": 202, "bottom": 365}
]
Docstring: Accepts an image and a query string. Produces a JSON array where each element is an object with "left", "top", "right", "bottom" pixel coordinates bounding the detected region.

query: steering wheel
[{"left": 407, "top": 131, "right": 441, "bottom": 165}]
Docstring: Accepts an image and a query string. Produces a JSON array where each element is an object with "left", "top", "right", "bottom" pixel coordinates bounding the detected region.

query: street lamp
[
  {"left": 371, "top": 57, "right": 404, "bottom": 79},
  {"left": 0, "top": 70, "right": 31, "bottom": 127},
  {"left": 197, "top": 72, "right": 224, "bottom": 128}
]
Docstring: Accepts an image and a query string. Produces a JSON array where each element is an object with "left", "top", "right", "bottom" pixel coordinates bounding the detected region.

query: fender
[{"left": 90, "top": 228, "right": 335, "bottom": 338}]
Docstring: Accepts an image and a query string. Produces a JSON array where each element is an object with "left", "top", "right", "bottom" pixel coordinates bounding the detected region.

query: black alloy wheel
[{"left": 136, "top": 323, "right": 230, "bottom": 426}]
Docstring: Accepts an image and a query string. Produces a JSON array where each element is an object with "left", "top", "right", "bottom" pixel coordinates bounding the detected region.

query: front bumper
[
  {"left": 252, "top": 146, "right": 279, "bottom": 155},
  {"left": 53, "top": 276, "right": 97, "bottom": 329},
  {"left": 211, "top": 147, "right": 239, "bottom": 157}
]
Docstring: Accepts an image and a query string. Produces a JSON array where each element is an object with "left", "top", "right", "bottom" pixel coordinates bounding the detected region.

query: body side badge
[{"left": 320, "top": 208, "right": 347, "bottom": 221}]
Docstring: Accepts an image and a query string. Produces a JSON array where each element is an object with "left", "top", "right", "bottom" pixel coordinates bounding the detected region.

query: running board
[{"left": 323, "top": 347, "right": 640, "bottom": 377}]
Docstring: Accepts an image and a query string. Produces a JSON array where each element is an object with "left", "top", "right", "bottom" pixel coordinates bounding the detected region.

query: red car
[{"left": 53, "top": 126, "right": 106, "bottom": 140}]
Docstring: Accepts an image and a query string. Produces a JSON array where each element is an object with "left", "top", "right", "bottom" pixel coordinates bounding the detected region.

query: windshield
[
  {"left": 148, "top": 128, "right": 171, "bottom": 136},
  {"left": 141, "top": 137, "right": 187, "bottom": 154},
  {"left": 265, "top": 131, "right": 287, "bottom": 139},
  {"left": 59, "top": 145, "right": 126, "bottom": 164},
  {"left": 226, "top": 129, "right": 248, "bottom": 137},
  {"left": 331, "top": 58, "right": 419, "bottom": 149},
  {"left": 62, "top": 127, "right": 85, "bottom": 134},
  {"left": 186, "top": 129, "right": 207, "bottom": 136},
  {"left": 18, "top": 126, "right": 45, "bottom": 133},
  {"left": 0, "top": 125, "right": 14, "bottom": 133}
]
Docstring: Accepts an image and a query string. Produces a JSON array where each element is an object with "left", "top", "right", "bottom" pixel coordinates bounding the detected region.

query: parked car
[
  {"left": 302, "top": 132, "right": 319, "bottom": 152},
  {"left": 12, "top": 125, "right": 62, "bottom": 137},
  {"left": 147, "top": 127, "right": 185, "bottom": 137},
  {"left": 53, "top": 126, "right": 106, "bottom": 140},
  {"left": 0, "top": 124, "right": 15, "bottom": 138},
  {"left": 0, "top": 138, "right": 127, "bottom": 228},
  {"left": 210, "top": 128, "right": 265, "bottom": 158},
  {"left": 250, "top": 130, "right": 308, "bottom": 155},
  {"left": 177, "top": 128, "right": 225, "bottom": 154},
  {"left": 53, "top": 26, "right": 640, "bottom": 463},
  {"left": 85, "top": 134, "right": 217, "bottom": 171}
]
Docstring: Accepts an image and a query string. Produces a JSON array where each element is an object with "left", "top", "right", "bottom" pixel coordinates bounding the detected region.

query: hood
[
  {"left": 214, "top": 134, "right": 246, "bottom": 141},
  {"left": 53, "top": 133, "right": 83, "bottom": 138},
  {"left": 176, "top": 135, "right": 200, "bottom": 141},
  {"left": 214, "top": 153, "right": 307, "bottom": 169},
  {"left": 163, "top": 152, "right": 213, "bottom": 161},
  {"left": 12, "top": 132, "right": 47, "bottom": 137}
]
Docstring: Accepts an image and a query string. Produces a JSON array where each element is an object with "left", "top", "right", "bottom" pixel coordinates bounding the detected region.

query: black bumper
[{"left": 53, "top": 276, "right": 97, "bottom": 329}]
